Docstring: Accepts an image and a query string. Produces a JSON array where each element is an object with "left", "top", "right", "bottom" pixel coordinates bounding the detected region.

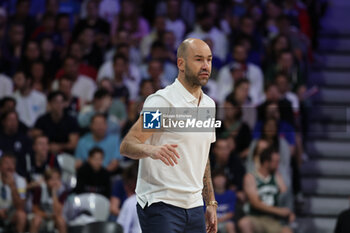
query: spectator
[
  {"left": 217, "top": 97, "right": 252, "bottom": 158},
  {"left": 238, "top": 147, "right": 294, "bottom": 233},
  {"left": 210, "top": 138, "right": 246, "bottom": 200},
  {"left": 187, "top": 11, "right": 228, "bottom": 61},
  {"left": 212, "top": 170, "right": 236, "bottom": 233},
  {"left": 0, "top": 111, "right": 32, "bottom": 175},
  {"left": 0, "top": 72, "right": 13, "bottom": 98},
  {"left": 58, "top": 76, "right": 81, "bottom": 118},
  {"left": 0, "top": 154, "right": 27, "bottom": 233},
  {"left": 98, "top": 43, "right": 141, "bottom": 91},
  {"left": 12, "top": 70, "right": 47, "bottom": 127},
  {"left": 75, "top": 147, "right": 111, "bottom": 198},
  {"left": 78, "top": 88, "right": 121, "bottom": 134},
  {"left": 140, "top": 41, "right": 178, "bottom": 85},
  {"left": 30, "top": 60, "right": 48, "bottom": 93},
  {"left": 275, "top": 72, "right": 300, "bottom": 114},
  {"left": 73, "top": 0, "right": 110, "bottom": 38},
  {"left": 265, "top": 50, "right": 305, "bottom": 94},
  {"left": 8, "top": 0, "right": 37, "bottom": 40},
  {"left": 140, "top": 15, "right": 167, "bottom": 59},
  {"left": 217, "top": 44, "right": 264, "bottom": 105},
  {"left": 21, "top": 135, "right": 60, "bottom": 190},
  {"left": 75, "top": 113, "right": 121, "bottom": 173},
  {"left": 39, "top": 36, "right": 61, "bottom": 78},
  {"left": 30, "top": 13, "right": 61, "bottom": 45},
  {"left": 110, "top": 0, "right": 150, "bottom": 46},
  {"left": 30, "top": 168, "right": 67, "bottom": 233},
  {"left": 116, "top": 162, "right": 141, "bottom": 233},
  {"left": 20, "top": 40, "right": 41, "bottom": 74},
  {"left": 248, "top": 118, "right": 293, "bottom": 208},
  {"left": 77, "top": 27, "right": 103, "bottom": 69},
  {"left": 227, "top": 79, "right": 257, "bottom": 130},
  {"left": 33, "top": 91, "right": 80, "bottom": 154},
  {"left": 0, "top": 98, "right": 28, "bottom": 134},
  {"left": 164, "top": 0, "right": 186, "bottom": 47},
  {"left": 0, "top": 23, "right": 25, "bottom": 76},
  {"left": 53, "top": 56, "right": 96, "bottom": 104}
]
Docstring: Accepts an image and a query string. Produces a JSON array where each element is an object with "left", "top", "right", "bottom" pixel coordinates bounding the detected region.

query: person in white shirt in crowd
[
  {"left": 12, "top": 70, "right": 47, "bottom": 128},
  {"left": 187, "top": 11, "right": 228, "bottom": 61},
  {"left": 52, "top": 56, "right": 96, "bottom": 105},
  {"left": 98, "top": 52, "right": 141, "bottom": 102},
  {"left": 140, "top": 15, "right": 167, "bottom": 60},
  {"left": 30, "top": 168, "right": 67, "bottom": 233},
  {"left": 0, "top": 154, "right": 27, "bottom": 233},
  {"left": 117, "top": 162, "right": 141, "bottom": 233},
  {"left": 164, "top": 0, "right": 186, "bottom": 47},
  {"left": 217, "top": 44, "right": 264, "bottom": 105},
  {"left": 140, "top": 41, "right": 178, "bottom": 85},
  {"left": 0, "top": 73, "right": 13, "bottom": 99}
]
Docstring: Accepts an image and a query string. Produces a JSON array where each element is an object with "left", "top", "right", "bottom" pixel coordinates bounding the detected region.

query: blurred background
[{"left": 1, "top": 0, "right": 349, "bottom": 233}]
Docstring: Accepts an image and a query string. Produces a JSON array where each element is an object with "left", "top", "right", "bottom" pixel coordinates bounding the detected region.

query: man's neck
[
  {"left": 258, "top": 166, "right": 270, "bottom": 178},
  {"left": 215, "top": 187, "right": 225, "bottom": 194},
  {"left": 92, "top": 134, "right": 104, "bottom": 142},
  {"left": 20, "top": 87, "right": 32, "bottom": 96},
  {"left": 178, "top": 76, "right": 202, "bottom": 100},
  {"left": 50, "top": 112, "right": 63, "bottom": 122}
]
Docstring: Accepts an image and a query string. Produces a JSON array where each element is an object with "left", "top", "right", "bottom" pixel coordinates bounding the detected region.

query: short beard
[{"left": 184, "top": 63, "right": 208, "bottom": 87}]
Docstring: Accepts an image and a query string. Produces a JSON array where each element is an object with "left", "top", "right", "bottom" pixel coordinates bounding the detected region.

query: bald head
[{"left": 177, "top": 38, "right": 211, "bottom": 60}]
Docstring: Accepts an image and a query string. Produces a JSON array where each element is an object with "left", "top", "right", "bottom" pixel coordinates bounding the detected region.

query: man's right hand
[
  {"left": 0, "top": 209, "right": 6, "bottom": 219},
  {"left": 149, "top": 144, "right": 180, "bottom": 166}
]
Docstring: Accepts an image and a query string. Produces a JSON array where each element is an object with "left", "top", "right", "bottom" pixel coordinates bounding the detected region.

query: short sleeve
[
  {"left": 141, "top": 94, "right": 171, "bottom": 115},
  {"left": 16, "top": 175, "right": 27, "bottom": 199}
]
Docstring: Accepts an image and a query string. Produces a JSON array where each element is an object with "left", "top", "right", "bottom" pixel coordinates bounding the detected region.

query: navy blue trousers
[{"left": 137, "top": 202, "right": 206, "bottom": 233}]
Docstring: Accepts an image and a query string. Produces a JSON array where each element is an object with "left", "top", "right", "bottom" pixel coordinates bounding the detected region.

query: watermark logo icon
[{"left": 143, "top": 110, "right": 162, "bottom": 129}]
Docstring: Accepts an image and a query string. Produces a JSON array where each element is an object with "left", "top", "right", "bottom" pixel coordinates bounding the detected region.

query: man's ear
[{"left": 177, "top": 58, "right": 185, "bottom": 73}]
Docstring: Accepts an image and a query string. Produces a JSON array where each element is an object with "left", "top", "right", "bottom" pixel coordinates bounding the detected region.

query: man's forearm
[
  {"left": 9, "top": 185, "right": 24, "bottom": 210},
  {"left": 202, "top": 159, "right": 215, "bottom": 204},
  {"left": 120, "top": 137, "right": 154, "bottom": 160}
]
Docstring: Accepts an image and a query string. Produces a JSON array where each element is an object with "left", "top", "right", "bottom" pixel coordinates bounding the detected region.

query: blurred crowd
[{"left": 0, "top": 0, "right": 327, "bottom": 232}]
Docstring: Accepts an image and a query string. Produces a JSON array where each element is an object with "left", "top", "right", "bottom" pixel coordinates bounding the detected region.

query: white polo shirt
[{"left": 136, "top": 78, "right": 216, "bottom": 209}]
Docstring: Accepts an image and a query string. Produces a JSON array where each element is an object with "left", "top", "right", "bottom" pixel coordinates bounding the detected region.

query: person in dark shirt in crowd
[
  {"left": 75, "top": 147, "right": 111, "bottom": 198},
  {"left": 0, "top": 111, "right": 32, "bottom": 176},
  {"left": 0, "top": 97, "right": 28, "bottom": 135},
  {"left": 33, "top": 91, "right": 80, "bottom": 155},
  {"left": 58, "top": 75, "right": 81, "bottom": 118},
  {"left": 212, "top": 169, "right": 236, "bottom": 233},
  {"left": 217, "top": 97, "right": 252, "bottom": 158},
  {"left": 73, "top": 0, "right": 110, "bottom": 39},
  {"left": 210, "top": 137, "right": 246, "bottom": 202},
  {"left": 30, "top": 168, "right": 67, "bottom": 233},
  {"left": 0, "top": 22, "right": 25, "bottom": 76},
  {"left": 20, "top": 135, "right": 60, "bottom": 190}
]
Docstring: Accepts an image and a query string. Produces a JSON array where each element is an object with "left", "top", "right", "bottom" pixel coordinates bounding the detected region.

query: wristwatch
[{"left": 207, "top": 200, "right": 218, "bottom": 208}]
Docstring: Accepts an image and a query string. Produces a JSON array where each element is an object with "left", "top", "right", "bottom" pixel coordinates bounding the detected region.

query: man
[
  {"left": 12, "top": 70, "right": 47, "bottom": 128},
  {"left": 75, "top": 113, "right": 121, "bottom": 173},
  {"left": 30, "top": 168, "right": 67, "bottom": 233},
  {"left": 217, "top": 44, "right": 264, "bottom": 105},
  {"left": 120, "top": 38, "right": 217, "bottom": 233},
  {"left": 0, "top": 111, "right": 32, "bottom": 176},
  {"left": 0, "top": 154, "right": 27, "bottom": 232},
  {"left": 75, "top": 147, "right": 110, "bottom": 198},
  {"left": 53, "top": 56, "right": 96, "bottom": 104},
  {"left": 238, "top": 147, "right": 294, "bottom": 233},
  {"left": 34, "top": 91, "right": 80, "bottom": 154},
  {"left": 22, "top": 135, "right": 60, "bottom": 190}
]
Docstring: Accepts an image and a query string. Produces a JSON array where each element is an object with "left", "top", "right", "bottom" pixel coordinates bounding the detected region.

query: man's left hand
[{"left": 205, "top": 205, "right": 217, "bottom": 233}]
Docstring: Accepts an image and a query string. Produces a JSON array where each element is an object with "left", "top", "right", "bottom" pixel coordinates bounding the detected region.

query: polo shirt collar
[{"left": 174, "top": 78, "right": 203, "bottom": 104}]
